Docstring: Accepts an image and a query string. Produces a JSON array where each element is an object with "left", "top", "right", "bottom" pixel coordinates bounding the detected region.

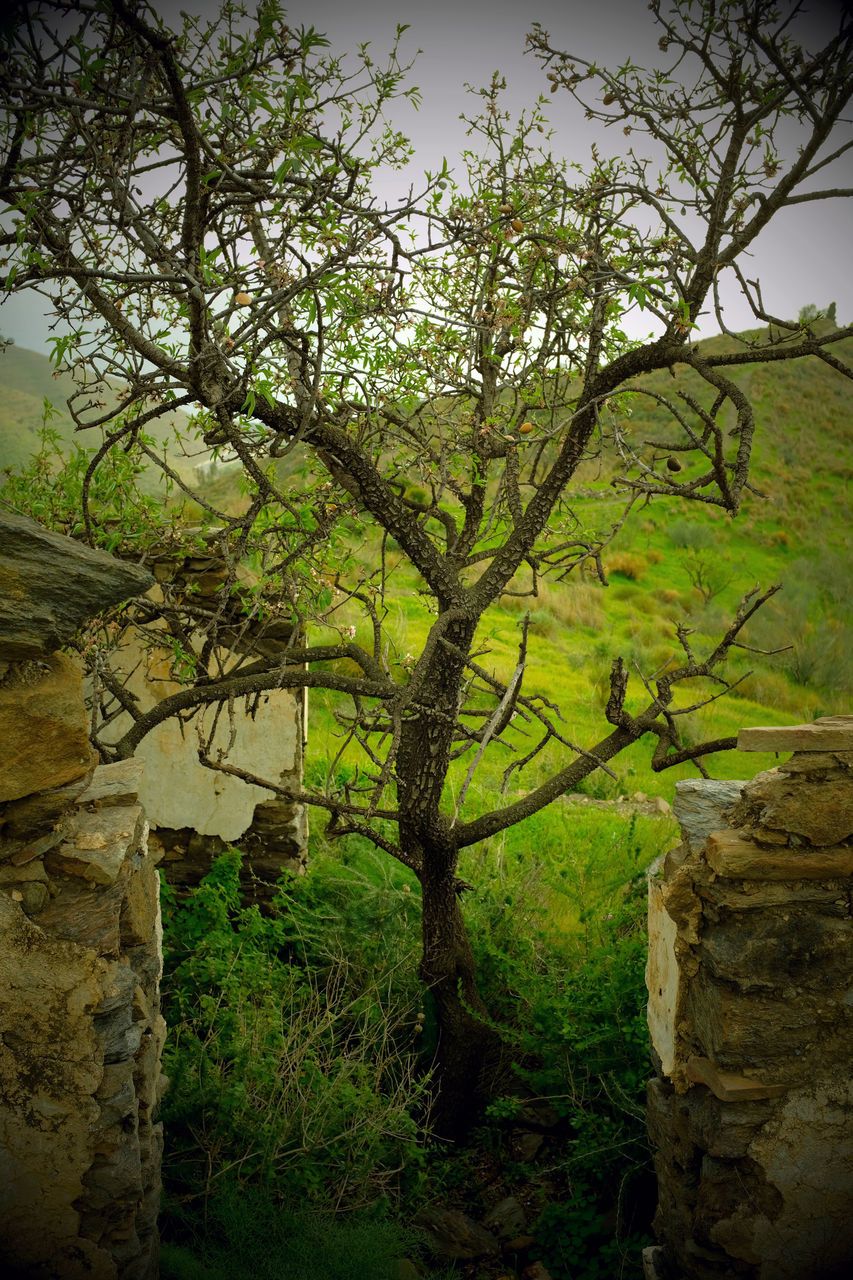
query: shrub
[
  {"left": 159, "top": 849, "right": 429, "bottom": 1216},
  {"left": 455, "top": 814, "right": 666, "bottom": 1273},
  {"left": 604, "top": 552, "right": 647, "bottom": 581},
  {"left": 666, "top": 519, "right": 715, "bottom": 551}
]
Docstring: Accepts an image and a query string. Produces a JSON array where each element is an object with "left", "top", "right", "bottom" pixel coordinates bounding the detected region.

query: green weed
[
  {"left": 159, "top": 850, "right": 428, "bottom": 1217},
  {"left": 161, "top": 1189, "right": 426, "bottom": 1280}
]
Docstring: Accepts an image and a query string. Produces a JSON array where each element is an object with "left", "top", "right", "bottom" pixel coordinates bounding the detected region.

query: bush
[
  {"left": 456, "top": 814, "right": 665, "bottom": 1273},
  {"left": 604, "top": 552, "right": 647, "bottom": 581},
  {"left": 159, "top": 849, "right": 429, "bottom": 1216},
  {"left": 667, "top": 518, "right": 715, "bottom": 551}
]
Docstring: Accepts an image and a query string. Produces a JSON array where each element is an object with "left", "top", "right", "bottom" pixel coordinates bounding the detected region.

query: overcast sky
[{"left": 2, "top": 0, "right": 851, "bottom": 351}]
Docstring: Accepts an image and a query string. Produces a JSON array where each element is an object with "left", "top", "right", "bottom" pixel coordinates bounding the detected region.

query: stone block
[
  {"left": 685, "top": 1056, "right": 787, "bottom": 1102},
  {"left": 686, "top": 967, "right": 831, "bottom": 1068},
  {"left": 95, "top": 1061, "right": 137, "bottom": 1129},
  {"left": 0, "top": 652, "right": 92, "bottom": 801},
  {"left": 6, "top": 827, "right": 66, "bottom": 864},
  {"left": 81, "top": 1140, "right": 143, "bottom": 1210},
  {"left": 728, "top": 767, "right": 853, "bottom": 845},
  {"left": 77, "top": 757, "right": 145, "bottom": 809},
  {"left": 0, "top": 859, "right": 48, "bottom": 884},
  {"left": 412, "top": 1206, "right": 500, "bottom": 1259},
  {"left": 737, "top": 716, "right": 853, "bottom": 754},
  {"left": 679, "top": 1085, "right": 775, "bottom": 1160},
  {"left": 700, "top": 876, "right": 845, "bottom": 913},
  {"left": 17, "top": 880, "right": 49, "bottom": 914},
  {"left": 0, "top": 510, "right": 154, "bottom": 661},
  {"left": 700, "top": 907, "right": 852, "bottom": 992},
  {"left": 121, "top": 849, "right": 160, "bottom": 947},
  {"left": 694, "top": 1154, "right": 783, "bottom": 1262},
  {"left": 673, "top": 779, "right": 745, "bottom": 853},
  {"left": 779, "top": 750, "right": 853, "bottom": 775},
  {"left": 37, "top": 870, "right": 128, "bottom": 957},
  {"left": 705, "top": 829, "right": 853, "bottom": 879},
  {"left": 0, "top": 770, "right": 93, "bottom": 840},
  {"left": 48, "top": 804, "right": 145, "bottom": 885}
]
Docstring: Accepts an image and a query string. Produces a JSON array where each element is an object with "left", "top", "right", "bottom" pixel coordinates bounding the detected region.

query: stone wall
[
  {"left": 644, "top": 717, "right": 853, "bottom": 1280},
  {"left": 0, "top": 512, "right": 164, "bottom": 1279},
  {"left": 100, "top": 535, "right": 307, "bottom": 898}
]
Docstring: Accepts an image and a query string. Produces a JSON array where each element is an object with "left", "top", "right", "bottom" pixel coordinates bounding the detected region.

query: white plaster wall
[{"left": 102, "top": 637, "right": 301, "bottom": 841}]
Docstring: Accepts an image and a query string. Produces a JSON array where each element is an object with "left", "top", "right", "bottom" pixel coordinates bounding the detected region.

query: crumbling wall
[
  {"left": 100, "top": 535, "right": 307, "bottom": 897},
  {"left": 644, "top": 716, "right": 853, "bottom": 1280},
  {"left": 0, "top": 512, "right": 164, "bottom": 1279}
]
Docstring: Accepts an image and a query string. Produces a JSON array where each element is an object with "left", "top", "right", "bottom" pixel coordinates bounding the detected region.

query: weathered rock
[
  {"left": 672, "top": 779, "right": 744, "bottom": 853},
  {"left": 705, "top": 829, "right": 853, "bottom": 879},
  {"left": 649, "top": 723, "right": 853, "bottom": 1280},
  {"left": 0, "top": 769, "right": 94, "bottom": 839},
  {"left": 47, "top": 804, "right": 145, "bottom": 885},
  {"left": 698, "top": 876, "right": 846, "bottom": 913},
  {"left": 37, "top": 871, "right": 129, "bottom": 956},
  {"left": 687, "top": 965, "right": 833, "bottom": 1068},
  {"left": 120, "top": 848, "right": 160, "bottom": 947},
  {"left": 699, "top": 907, "right": 851, "bottom": 992},
  {"left": 511, "top": 1129, "right": 545, "bottom": 1161},
  {"left": 652, "top": 1077, "right": 776, "bottom": 1161},
  {"left": 0, "top": 652, "right": 93, "bottom": 801},
  {"left": 413, "top": 1206, "right": 501, "bottom": 1259},
  {"left": 778, "top": 749, "right": 853, "bottom": 775},
  {"left": 0, "top": 510, "right": 153, "bottom": 661},
  {"left": 0, "top": 893, "right": 112, "bottom": 1272},
  {"left": 76, "top": 757, "right": 145, "bottom": 809},
  {"left": 0, "top": 758, "right": 163, "bottom": 1279},
  {"left": 6, "top": 826, "right": 66, "bottom": 865},
  {"left": 484, "top": 1196, "right": 527, "bottom": 1239},
  {"left": 737, "top": 715, "right": 853, "bottom": 754},
  {"left": 732, "top": 766, "right": 853, "bottom": 845},
  {"left": 522, "top": 1263, "right": 554, "bottom": 1280}
]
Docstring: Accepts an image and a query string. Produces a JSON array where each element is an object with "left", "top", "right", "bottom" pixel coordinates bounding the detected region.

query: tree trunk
[
  {"left": 397, "top": 614, "right": 503, "bottom": 1136},
  {"left": 419, "top": 847, "right": 503, "bottom": 1138}
]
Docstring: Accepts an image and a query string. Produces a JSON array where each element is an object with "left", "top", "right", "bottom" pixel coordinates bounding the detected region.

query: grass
[{"left": 161, "top": 1194, "right": 432, "bottom": 1280}]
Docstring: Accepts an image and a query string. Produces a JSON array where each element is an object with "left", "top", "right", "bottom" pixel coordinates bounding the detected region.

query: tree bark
[
  {"left": 420, "top": 849, "right": 502, "bottom": 1138},
  {"left": 396, "top": 614, "right": 503, "bottom": 1135}
]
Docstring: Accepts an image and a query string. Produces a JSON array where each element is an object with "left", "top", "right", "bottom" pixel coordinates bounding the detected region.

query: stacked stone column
[
  {"left": 0, "top": 513, "right": 165, "bottom": 1279},
  {"left": 644, "top": 717, "right": 853, "bottom": 1280}
]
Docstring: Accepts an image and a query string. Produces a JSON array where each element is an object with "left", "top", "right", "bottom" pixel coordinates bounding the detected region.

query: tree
[{"left": 2, "top": 0, "right": 852, "bottom": 1133}]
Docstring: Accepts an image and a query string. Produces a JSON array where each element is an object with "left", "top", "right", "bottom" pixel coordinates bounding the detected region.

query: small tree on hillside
[{"left": 2, "top": 0, "right": 851, "bottom": 1131}]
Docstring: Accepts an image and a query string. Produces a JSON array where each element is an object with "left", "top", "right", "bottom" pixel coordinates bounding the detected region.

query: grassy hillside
[
  {"left": 294, "top": 326, "right": 853, "bottom": 826},
  {"left": 0, "top": 342, "right": 202, "bottom": 486}
]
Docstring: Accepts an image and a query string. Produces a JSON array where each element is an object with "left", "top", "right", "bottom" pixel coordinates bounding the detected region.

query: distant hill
[{"left": 0, "top": 342, "right": 203, "bottom": 486}]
